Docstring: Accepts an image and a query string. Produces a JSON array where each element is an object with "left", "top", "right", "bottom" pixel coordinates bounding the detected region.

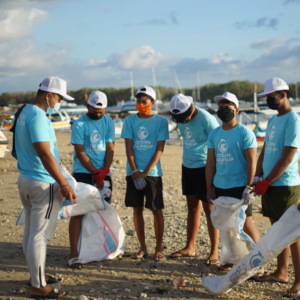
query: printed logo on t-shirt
[
  {"left": 183, "top": 127, "right": 197, "bottom": 149},
  {"left": 217, "top": 139, "right": 234, "bottom": 164},
  {"left": 53, "top": 141, "right": 58, "bottom": 150},
  {"left": 18, "top": 113, "right": 26, "bottom": 126},
  {"left": 91, "top": 130, "right": 101, "bottom": 143},
  {"left": 138, "top": 127, "right": 148, "bottom": 140},
  {"left": 268, "top": 126, "right": 275, "bottom": 141}
]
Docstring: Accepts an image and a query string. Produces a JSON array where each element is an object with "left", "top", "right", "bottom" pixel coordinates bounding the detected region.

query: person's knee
[
  {"left": 152, "top": 209, "right": 163, "bottom": 217},
  {"left": 133, "top": 207, "right": 144, "bottom": 216},
  {"left": 243, "top": 217, "right": 254, "bottom": 232}
]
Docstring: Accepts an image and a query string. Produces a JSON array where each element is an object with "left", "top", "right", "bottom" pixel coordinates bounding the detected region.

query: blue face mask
[{"left": 47, "top": 94, "right": 61, "bottom": 114}]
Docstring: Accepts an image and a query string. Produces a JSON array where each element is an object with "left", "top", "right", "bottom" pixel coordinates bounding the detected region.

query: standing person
[
  {"left": 121, "top": 86, "right": 169, "bottom": 262},
  {"left": 206, "top": 92, "right": 262, "bottom": 272},
  {"left": 252, "top": 78, "right": 300, "bottom": 298},
  {"left": 69, "top": 90, "right": 115, "bottom": 269},
  {"left": 168, "top": 94, "right": 220, "bottom": 266},
  {"left": 15, "top": 77, "right": 76, "bottom": 299}
]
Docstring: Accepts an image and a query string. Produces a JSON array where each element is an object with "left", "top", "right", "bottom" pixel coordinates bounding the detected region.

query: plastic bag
[
  {"left": 210, "top": 197, "right": 254, "bottom": 265},
  {"left": 203, "top": 205, "right": 300, "bottom": 295}
]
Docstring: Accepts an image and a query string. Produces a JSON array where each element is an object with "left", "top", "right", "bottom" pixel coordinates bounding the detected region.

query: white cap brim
[
  {"left": 213, "top": 95, "right": 239, "bottom": 108},
  {"left": 257, "top": 85, "right": 289, "bottom": 97},
  {"left": 61, "top": 94, "right": 75, "bottom": 101}
]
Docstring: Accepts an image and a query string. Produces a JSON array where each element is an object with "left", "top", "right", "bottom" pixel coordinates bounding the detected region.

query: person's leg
[
  {"left": 170, "top": 194, "right": 201, "bottom": 257},
  {"left": 202, "top": 201, "right": 219, "bottom": 265},
  {"left": 243, "top": 216, "right": 260, "bottom": 244},
  {"left": 69, "top": 215, "right": 84, "bottom": 268},
  {"left": 152, "top": 209, "right": 165, "bottom": 261},
  {"left": 283, "top": 240, "right": 300, "bottom": 297},
  {"left": 132, "top": 207, "right": 148, "bottom": 258}
]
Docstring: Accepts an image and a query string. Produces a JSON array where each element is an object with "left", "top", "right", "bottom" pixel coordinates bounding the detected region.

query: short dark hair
[
  {"left": 36, "top": 89, "right": 48, "bottom": 96},
  {"left": 218, "top": 99, "right": 237, "bottom": 108},
  {"left": 136, "top": 93, "right": 154, "bottom": 102},
  {"left": 281, "top": 89, "right": 291, "bottom": 98},
  {"left": 170, "top": 104, "right": 193, "bottom": 123}
]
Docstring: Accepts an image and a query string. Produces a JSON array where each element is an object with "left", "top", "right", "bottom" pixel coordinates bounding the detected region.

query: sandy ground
[{"left": 0, "top": 131, "right": 297, "bottom": 300}]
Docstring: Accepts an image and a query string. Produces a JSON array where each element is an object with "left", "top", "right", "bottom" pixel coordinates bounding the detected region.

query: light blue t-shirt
[
  {"left": 263, "top": 111, "right": 300, "bottom": 186},
  {"left": 121, "top": 114, "right": 169, "bottom": 177},
  {"left": 178, "top": 107, "right": 219, "bottom": 168},
  {"left": 208, "top": 123, "right": 257, "bottom": 189},
  {"left": 71, "top": 114, "right": 115, "bottom": 175},
  {"left": 15, "top": 105, "right": 59, "bottom": 183}
]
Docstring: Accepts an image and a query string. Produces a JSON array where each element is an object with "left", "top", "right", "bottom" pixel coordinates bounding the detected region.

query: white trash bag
[
  {"left": 203, "top": 205, "right": 300, "bottom": 295},
  {"left": 211, "top": 197, "right": 254, "bottom": 265}
]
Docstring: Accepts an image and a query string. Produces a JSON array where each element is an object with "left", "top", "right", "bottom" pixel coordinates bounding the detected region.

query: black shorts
[
  {"left": 73, "top": 172, "right": 113, "bottom": 203},
  {"left": 125, "top": 176, "right": 164, "bottom": 210},
  {"left": 182, "top": 165, "right": 207, "bottom": 202},
  {"left": 214, "top": 186, "right": 252, "bottom": 217}
]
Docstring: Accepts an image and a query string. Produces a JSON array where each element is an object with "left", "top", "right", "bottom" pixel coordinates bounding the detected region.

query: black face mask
[
  {"left": 88, "top": 113, "right": 103, "bottom": 120},
  {"left": 266, "top": 93, "right": 281, "bottom": 110},
  {"left": 217, "top": 108, "right": 235, "bottom": 123}
]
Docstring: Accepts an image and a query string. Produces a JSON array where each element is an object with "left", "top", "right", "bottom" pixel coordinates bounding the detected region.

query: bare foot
[
  {"left": 282, "top": 282, "right": 300, "bottom": 297},
  {"left": 154, "top": 251, "right": 166, "bottom": 262},
  {"left": 255, "top": 271, "right": 289, "bottom": 283},
  {"left": 131, "top": 249, "right": 148, "bottom": 259},
  {"left": 30, "top": 285, "right": 67, "bottom": 298},
  {"left": 218, "top": 263, "right": 236, "bottom": 271},
  {"left": 169, "top": 248, "right": 195, "bottom": 258}
]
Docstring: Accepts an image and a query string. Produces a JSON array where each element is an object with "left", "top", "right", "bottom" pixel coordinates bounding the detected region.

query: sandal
[
  {"left": 205, "top": 259, "right": 219, "bottom": 266},
  {"left": 68, "top": 257, "right": 82, "bottom": 269},
  {"left": 218, "top": 263, "right": 235, "bottom": 272},
  {"left": 282, "top": 288, "right": 300, "bottom": 298},
  {"left": 169, "top": 251, "right": 195, "bottom": 259},
  {"left": 30, "top": 288, "right": 68, "bottom": 299},
  {"left": 28, "top": 275, "right": 62, "bottom": 286},
  {"left": 131, "top": 252, "right": 149, "bottom": 260}
]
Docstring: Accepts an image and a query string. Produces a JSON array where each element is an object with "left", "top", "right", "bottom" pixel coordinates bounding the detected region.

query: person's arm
[
  {"left": 255, "top": 143, "right": 265, "bottom": 178},
  {"left": 104, "top": 141, "right": 114, "bottom": 169},
  {"left": 132, "top": 141, "right": 166, "bottom": 181},
  {"left": 205, "top": 148, "right": 216, "bottom": 203},
  {"left": 244, "top": 148, "right": 257, "bottom": 185},
  {"left": 74, "top": 144, "right": 97, "bottom": 173},
  {"left": 125, "top": 138, "right": 137, "bottom": 172},
  {"left": 33, "top": 142, "right": 76, "bottom": 200},
  {"left": 266, "top": 146, "right": 298, "bottom": 182}
]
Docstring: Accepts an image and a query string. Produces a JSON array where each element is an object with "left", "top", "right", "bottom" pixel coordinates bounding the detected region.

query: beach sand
[{"left": 0, "top": 131, "right": 296, "bottom": 299}]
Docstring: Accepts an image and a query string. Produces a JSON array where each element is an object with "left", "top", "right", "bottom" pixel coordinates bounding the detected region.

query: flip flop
[
  {"left": 28, "top": 275, "right": 62, "bottom": 286},
  {"left": 122, "top": 252, "right": 132, "bottom": 258},
  {"left": 282, "top": 288, "right": 300, "bottom": 298},
  {"left": 205, "top": 259, "right": 219, "bottom": 266},
  {"left": 255, "top": 275, "right": 289, "bottom": 284},
  {"left": 68, "top": 257, "right": 82, "bottom": 269},
  {"left": 169, "top": 251, "right": 195, "bottom": 259},
  {"left": 131, "top": 252, "right": 149, "bottom": 260},
  {"left": 30, "top": 288, "right": 68, "bottom": 299},
  {"left": 248, "top": 271, "right": 267, "bottom": 281},
  {"left": 154, "top": 254, "right": 166, "bottom": 263},
  {"left": 218, "top": 263, "right": 235, "bottom": 271}
]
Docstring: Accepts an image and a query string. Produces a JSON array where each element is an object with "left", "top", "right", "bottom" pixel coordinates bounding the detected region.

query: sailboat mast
[
  {"left": 130, "top": 72, "right": 134, "bottom": 99},
  {"left": 197, "top": 70, "right": 201, "bottom": 101},
  {"left": 174, "top": 70, "right": 178, "bottom": 94},
  {"left": 295, "top": 82, "right": 299, "bottom": 101},
  {"left": 254, "top": 82, "right": 257, "bottom": 123}
]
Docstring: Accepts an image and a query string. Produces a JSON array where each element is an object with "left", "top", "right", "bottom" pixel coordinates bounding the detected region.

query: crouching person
[
  {"left": 121, "top": 86, "right": 169, "bottom": 262},
  {"left": 69, "top": 91, "right": 115, "bottom": 269},
  {"left": 15, "top": 77, "right": 76, "bottom": 298}
]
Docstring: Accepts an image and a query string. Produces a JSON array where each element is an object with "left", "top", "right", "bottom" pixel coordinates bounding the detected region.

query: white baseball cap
[
  {"left": 39, "top": 77, "right": 74, "bottom": 101},
  {"left": 214, "top": 92, "right": 239, "bottom": 108},
  {"left": 257, "top": 77, "right": 289, "bottom": 97},
  {"left": 136, "top": 86, "right": 156, "bottom": 101},
  {"left": 87, "top": 91, "right": 108, "bottom": 108},
  {"left": 169, "top": 93, "right": 193, "bottom": 114}
]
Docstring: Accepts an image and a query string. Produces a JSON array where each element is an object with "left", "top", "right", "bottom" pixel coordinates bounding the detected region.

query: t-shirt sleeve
[
  {"left": 157, "top": 117, "right": 170, "bottom": 141},
  {"left": 106, "top": 118, "right": 115, "bottom": 143},
  {"left": 243, "top": 128, "right": 257, "bottom": 149},
  {"left": 208, "top": 131, "right": 214, "bottom": 149},
  {"left": 284, "top": 117, "right": 300, "bottom": 148},
  {"left": 205, "top": 115, "right": 219, "bottom": 135},
  {"left": 120, "top": 117, "right": 133, "bottom": 139},
  {"left": 28, "top": 115, "right": 51, "bottom": 143},
  {"left": 71, "top": 121, "right": 84, "bottom": 145}
]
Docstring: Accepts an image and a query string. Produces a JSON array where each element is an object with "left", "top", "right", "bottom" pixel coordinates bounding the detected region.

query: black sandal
[
  {"left": 30, "top": 288, "right": 68, "bottom": 299},
  {"left": 28, "top": 275, "right": 62, "bottom": 286}
]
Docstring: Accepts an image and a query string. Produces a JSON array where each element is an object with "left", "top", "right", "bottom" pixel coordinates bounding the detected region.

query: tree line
[{"left": 1, "top": 80, "right": 299, "bottom": 107}]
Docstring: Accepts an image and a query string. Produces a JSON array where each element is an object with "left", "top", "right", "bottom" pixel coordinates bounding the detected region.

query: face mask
[
  {"left": 136, "top": 103, "right": 152, "bottom": 114},
  {"left": 88, "top": 113, "right": 103, "bottom": 120},
  {"left": 47, "top": 94, "right": 61, "bottom": 114},
  {"left": 217, "top": 108, "right": 235, "bottom": 123},
  {"left": 266, "top": 93, "right": 282, "bottom": 110}
]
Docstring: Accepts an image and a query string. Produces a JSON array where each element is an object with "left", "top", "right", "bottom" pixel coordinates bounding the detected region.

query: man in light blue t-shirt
[
  {"left": 168, "top": 93, "right": 220, "bottom": 266},
  {"left": 121, "top": 86, "right": 169, "bottom": 262},
  {"left": 206, "top": 92, "right": 261, "bottom": 273},
  {"left": 14, "top": 77, "right": 76, "bottom": 298},
  {"left": 69, "top": 90, "right": 115, "bottom": 269},
  {"left": 252, "top": 77, "right": 300, "bottom": 298}
]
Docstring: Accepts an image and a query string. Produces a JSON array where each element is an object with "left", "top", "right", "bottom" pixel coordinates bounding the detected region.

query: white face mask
[{"left": 47, "top": 94, "right": 61, "bottom": 114}]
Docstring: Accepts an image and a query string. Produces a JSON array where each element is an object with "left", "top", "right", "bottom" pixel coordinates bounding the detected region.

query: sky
[{"left": 0, "top": 0, "right": 300, "bottom": 93}]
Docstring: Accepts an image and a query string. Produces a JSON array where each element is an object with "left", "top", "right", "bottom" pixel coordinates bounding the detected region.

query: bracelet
[
  {"left": 60, "top": 185, "right": 68, "bottom": 189},
  {"left": 246, "top": 185, "right": 251, "bottom": 189},
  {"left": 131, "top": 169, "right": 138, "bottom": 174}
]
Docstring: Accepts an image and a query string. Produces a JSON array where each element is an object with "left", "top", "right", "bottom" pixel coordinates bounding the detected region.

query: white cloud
[
  {"left": 209, "top": 53, "right": 233, "bottom": 64},
  {"left": 250, "top": 37, "right": 287, "bottom": 54},
  {"left": 108, "top": 45, "right": 177, "bottom": 70}
]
